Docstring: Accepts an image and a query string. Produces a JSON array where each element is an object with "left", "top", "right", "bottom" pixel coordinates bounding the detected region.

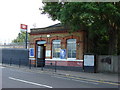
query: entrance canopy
[{"left": 37, "top": 41, "right": 46, "bottom": 45}]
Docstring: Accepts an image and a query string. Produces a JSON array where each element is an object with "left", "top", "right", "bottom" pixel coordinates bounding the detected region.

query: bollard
[
  {"left": 55, "top": 61, "right": 57, "bottom": 72},
  {"left": 41, "top": 66, "right": 43, "bottom": 71},
  {"left": 35, "top": 60, "right": 37, "bottom": 68},
  {"left": 10, "top": 58, "right": 12, "bottom": 66},
  {"left": 19, "top": 59, "right": 21, "bottom": 68},
  {"left": 29, "top": 60, "right": 31, "bottom": 69},
  {"left": 2, "top": 58, "right": 3, "bottom": 66},
  {"left": 50, "top": 63, "right": 52, "bottom": 66},
  {"left": 41, "top": 61, "right": 43, "bottom": 71}
]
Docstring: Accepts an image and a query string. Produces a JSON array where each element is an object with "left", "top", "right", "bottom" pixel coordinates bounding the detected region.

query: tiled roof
[
  {"left": 30, "top": 23, "right": 70, "bottom": 34},
  {"left": 30, "top": 23, "right": 85, "bottom": 34}
]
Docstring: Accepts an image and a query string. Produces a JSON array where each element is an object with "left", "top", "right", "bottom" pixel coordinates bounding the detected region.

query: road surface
[{"left": 0, "top": 66, "right": 119, "bottom": 88}]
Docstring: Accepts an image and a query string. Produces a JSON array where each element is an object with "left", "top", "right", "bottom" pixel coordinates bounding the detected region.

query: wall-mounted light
[
  {"left": 47, "top": 35, "right": 50, "bottom": 38},
  {"left": 77, "top": 43, "right": 80, "bottom": 46}
]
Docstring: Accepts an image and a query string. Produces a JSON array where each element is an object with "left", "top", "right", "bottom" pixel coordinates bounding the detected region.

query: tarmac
[{"left": 0, "top": 63, "right": 119, "bottom": 85}]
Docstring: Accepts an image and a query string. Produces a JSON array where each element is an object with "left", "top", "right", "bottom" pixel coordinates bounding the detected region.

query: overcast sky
[{"left": 0, "top": 0, "right": 60, "bottom": 44}]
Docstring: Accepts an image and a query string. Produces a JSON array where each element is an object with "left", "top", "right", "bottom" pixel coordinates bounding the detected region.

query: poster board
[
  {"left": 46, "top": 50, "right": 51, "bottom": 57},
  {"left": 60, "top": 49, "right": 66, "bottom": 59},
  {"left": 84, "top": 55, "right": 94, "bottom": 66},
  {"left": 29, "top": 48, "right": 34, "bottom": 57}
]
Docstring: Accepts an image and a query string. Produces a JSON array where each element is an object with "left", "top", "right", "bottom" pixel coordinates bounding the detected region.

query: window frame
[
  {"left": 52, "top": 40, "right": 61, "bottom": 59},
  {"left": 67, "top": 39, "right": 77, "bottom": 59}
]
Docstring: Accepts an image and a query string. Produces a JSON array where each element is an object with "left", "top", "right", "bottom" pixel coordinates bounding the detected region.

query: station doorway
[{"left": 36, "top": 40, "right": 46, "bottom": 67}]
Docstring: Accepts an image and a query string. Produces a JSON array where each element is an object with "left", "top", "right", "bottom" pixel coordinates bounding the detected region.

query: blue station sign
[
  {"left": 60, "top": 49, "right": 66, "bottom": 59},
  {"left": 29, "top": 48, "right": 34, "bottom": 57}
]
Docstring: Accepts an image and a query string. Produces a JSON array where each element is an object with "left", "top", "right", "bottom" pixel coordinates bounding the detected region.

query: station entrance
[{"left": 36, "top": 40, "right": 46, "bottom": 67}]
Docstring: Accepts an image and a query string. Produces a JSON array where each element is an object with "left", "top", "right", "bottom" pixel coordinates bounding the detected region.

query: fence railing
[
  {"left": 2, "top": 59, "right": 58, "bottom": 72},
  {"left": 29, "top": 60, "right": 57, "bottom": 72},
  {"left": 2, "top": 58, "right": 29, "bottom": 67},
  {"left": 2, "top": 59, "right": 84, "bottom": 73}
]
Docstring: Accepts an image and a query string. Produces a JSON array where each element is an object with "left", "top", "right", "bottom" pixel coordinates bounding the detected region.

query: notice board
[
  {"left": 60, "top": 49, "right": 66, "bottom": 59},
  {"left": 29, "top": 48, "right": 34, "bottom": 57},
  {"left": 84, "top": 55, "right": 95, "bottom": 66}
]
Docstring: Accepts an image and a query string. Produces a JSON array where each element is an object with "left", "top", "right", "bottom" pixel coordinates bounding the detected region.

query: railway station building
[{"left": 29, "top": 23, "right": 87, "bottom": 68}]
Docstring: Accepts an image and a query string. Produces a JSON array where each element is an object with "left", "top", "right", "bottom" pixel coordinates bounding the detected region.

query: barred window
[
  {"left": 52, "top": 40, "right": 61, "bottom": 58},
  {"left": 67, "top": 39, "right": 76, "bottom": 58}
]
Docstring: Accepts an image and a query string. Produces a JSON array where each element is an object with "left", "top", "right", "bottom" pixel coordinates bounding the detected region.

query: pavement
[
  {"left": 55, "top": 70, "right": 119, "bottom": 83},
  {"left": 1, "top": 63, "right": 119, "bottom": 85}
]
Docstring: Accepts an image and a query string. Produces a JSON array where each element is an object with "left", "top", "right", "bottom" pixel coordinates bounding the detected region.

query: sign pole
[
  {"left": 20, "top": 24, "right": 28, "bottom": 49},
  {"left": 25, "top": 30, "right": 28, "bottom": 49}
]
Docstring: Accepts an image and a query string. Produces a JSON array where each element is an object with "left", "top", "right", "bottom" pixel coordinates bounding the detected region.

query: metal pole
[
  {"left": 36, "top": 44, "right": 38, "bottom": 68},
  {"left": 41, "top": 63, "right": 43, "bottom": 71},
  {"left": 25, "top": 30, "right": 28, "bottom": 49},
  {"left": 55, "top": 61, "right": 57, "bottom": 72},
  {"left": 19, "top": 59, "right": 21, "bottom": 68},
  {"left": 10, "top": 58, "right": 12, "bottom": 66},
  {"left": 83, "top": 54, "right": 85, "bottom": 72},
  {"left": 29, "top": 60, "right": 31, "bottom": 69},
  {"left": 2, "top": 58, "right": 3, "bottom": 66}
]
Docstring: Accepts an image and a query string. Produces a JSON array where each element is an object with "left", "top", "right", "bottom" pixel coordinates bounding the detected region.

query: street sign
[
  {"left": 20, "top": 24, "right": 28, "bottom": 49},
  {"left": 20, "top": 24, "right": 27, "bottom": 32}
]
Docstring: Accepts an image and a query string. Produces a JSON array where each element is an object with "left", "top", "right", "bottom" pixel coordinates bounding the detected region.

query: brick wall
[{"left": 30, "top": 31, "right": 85, "bottom": 60}]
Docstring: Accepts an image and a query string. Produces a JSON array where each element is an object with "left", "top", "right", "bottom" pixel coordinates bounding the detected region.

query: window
[
  {"left": 52, "top": 40, "right": 61, "bottom": 58},
  {"left": 67, "top": 39, "right": 76, "bottom": 58}
]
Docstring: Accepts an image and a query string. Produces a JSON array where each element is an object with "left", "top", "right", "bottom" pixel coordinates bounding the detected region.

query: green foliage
[
  {"left": 41, "top": 2, "right": 120, "bottom": 55},
  {"left": 12, "top": 31, "right": 30, "bottom": 44}
]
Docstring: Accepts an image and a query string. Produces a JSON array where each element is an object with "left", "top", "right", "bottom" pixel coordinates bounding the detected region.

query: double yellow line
[
  {"left": 64, "top": 75, "right": 120, "bottom": 86},
  {"left": 6, "top": 66, "right": 119, "bottom": 86},
  {"left": 22, "top": 68, "right": 120, "bottom": 86}
]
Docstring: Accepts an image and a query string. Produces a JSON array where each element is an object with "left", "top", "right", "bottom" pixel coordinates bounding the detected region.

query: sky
[{"left": 0, "top": 0, "right": 60, "bottom": 44}]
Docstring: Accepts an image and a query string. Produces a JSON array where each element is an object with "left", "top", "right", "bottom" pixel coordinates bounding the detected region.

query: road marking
[
  {"left": 52, "top": 76, "right": 98, "bottom": 85},
  {"left": 9, "top": 77, "right": 53, "bottom": 88},
  {"left": 0, "top": 67, "right": 5, "bottom": 68},
  {"left": 5, "top": 66, "right": 119, "bottom": 86},
  {"left": 64, "top": 75, "right": 120, "bottom": 86}
]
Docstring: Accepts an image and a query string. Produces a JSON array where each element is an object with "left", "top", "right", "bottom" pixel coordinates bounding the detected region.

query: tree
[
  {"left": 12, "top": 31, "right": 30, "bottom": 44},
  {"left": 41, "top": 2, "right": 120, "bottom": 55}
]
